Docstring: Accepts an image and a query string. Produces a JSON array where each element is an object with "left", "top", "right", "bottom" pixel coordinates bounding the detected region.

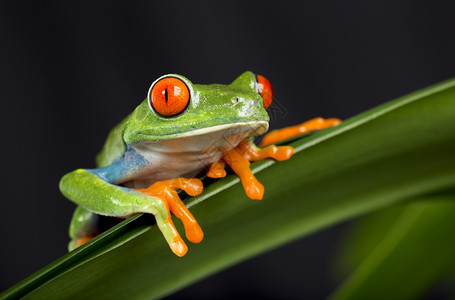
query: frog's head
[{"left": 124, "top": 71, "right": 274, "bottom": 144}]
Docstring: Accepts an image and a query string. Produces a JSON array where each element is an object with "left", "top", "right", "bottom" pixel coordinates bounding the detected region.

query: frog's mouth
[
  {"left": 140, "top": 120, "right": 268, "bottom": 140},
  {"left": 177, "top": 121, "right": 267, "bottom": 138}
]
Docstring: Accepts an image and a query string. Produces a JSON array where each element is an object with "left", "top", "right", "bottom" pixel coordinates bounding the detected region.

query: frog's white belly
[{"left": 125, "top": 121, "right": 268, "bottom": 188}]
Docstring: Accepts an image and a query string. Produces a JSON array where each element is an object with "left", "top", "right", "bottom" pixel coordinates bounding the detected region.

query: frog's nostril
[{"left": 232, "top": 97, "right": 240, "bottom": 104}]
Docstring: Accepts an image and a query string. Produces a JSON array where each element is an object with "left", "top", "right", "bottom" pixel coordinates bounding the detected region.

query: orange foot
[
  {"left": 260, "top": 117, "right": 342, "bottom": 147},
  {"left": 135, "top": 178, "right": 204, "bottom": 257},
  {"left": 73, "top": 234, "right": 99, "bottom": 248},
  {"left": 208, "top": 139, "right": 294, "bottom": 200},
  {"left": 207, "top": 117, "right": 341, "bottom": 200}
]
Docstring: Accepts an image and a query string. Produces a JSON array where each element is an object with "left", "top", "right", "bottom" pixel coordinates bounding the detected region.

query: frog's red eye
[
  {"left": 149, "top": 77, "right": 190, "bottom": 117},
  {"left": 256, "top": 74, "right": 273, "bottom": 109}
]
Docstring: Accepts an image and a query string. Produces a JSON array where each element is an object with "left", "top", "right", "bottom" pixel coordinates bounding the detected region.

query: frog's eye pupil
[
  {"left": 149, "top": 77, "right": 190, "bottom": 116},
  {"left": 256, "top": 74, "right": 273, "bottom": 109}
]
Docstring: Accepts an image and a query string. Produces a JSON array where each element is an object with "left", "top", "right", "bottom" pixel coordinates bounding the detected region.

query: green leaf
[
  {"left": 329, "top": 190, "right": 455, "bottom": 300},
  {"left": 2, "top": 78, "right": 455, "bottom": 299},
  {"left": 330, "top": 203, "right": 407, "bottom": 281}
]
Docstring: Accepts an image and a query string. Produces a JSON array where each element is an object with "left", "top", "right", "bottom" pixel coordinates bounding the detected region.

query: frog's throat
[{"left": 138, "top": 121, "right": 269, "bottom": 140}]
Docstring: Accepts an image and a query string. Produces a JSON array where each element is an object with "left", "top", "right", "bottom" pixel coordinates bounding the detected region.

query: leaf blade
[
  {"left": 2, "top": 78, "right": 455, "bottom": 299},
  {"left": 329, "top": 191, "right": 455, "bottom": 300}
]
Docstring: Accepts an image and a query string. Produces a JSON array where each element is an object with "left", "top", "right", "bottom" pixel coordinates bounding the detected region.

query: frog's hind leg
[
  {"left": 68, "top": 206, "right": 100, "bottom": 251},
  {"left": 260, "top": 117, "right": 341, "bottom": 147}
]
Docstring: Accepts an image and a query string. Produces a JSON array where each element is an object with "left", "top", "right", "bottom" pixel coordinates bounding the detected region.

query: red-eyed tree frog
[{"left": 60, "top": 72, "right": 341, "bottom": 257}]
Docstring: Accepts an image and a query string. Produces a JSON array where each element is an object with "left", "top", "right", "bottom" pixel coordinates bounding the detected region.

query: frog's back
[{"left": 95, "top": 116, "right": 129, "bottom": 168}]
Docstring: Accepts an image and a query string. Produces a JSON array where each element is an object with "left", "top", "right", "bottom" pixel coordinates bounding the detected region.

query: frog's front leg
[
  {"left": 135, "top": 178, "right": 204, "bottom": 246},
  {"left": 60, "top": 154, "right": 204, "bottom": 257},
  {"left": 207, "top": 117, "right": 341, "bottom": 199},
  {"left": 207, "top": 139, "right": 294, "bottom": 199}
]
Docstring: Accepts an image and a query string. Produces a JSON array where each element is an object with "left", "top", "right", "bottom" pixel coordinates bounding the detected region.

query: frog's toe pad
[
  {"left": 170, "top": 238, "right": 188, "bottom": 257},
  {"left": 185, "top": 223, "right": 204, "bottom": 243},
  {"left": 179, "top": 178, "right": 203, "bottom": 196},
  {"left": 207, "top": 161, "right": 227, "bottom": 178},
  {"left": 272, "top": 145, "right": 294, "bottom": 161},
  {"left": 245, "top": 178, "right": 264, "bottom": 200}
]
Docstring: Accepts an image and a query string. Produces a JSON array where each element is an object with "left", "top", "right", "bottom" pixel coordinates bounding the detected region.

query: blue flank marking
[{"left": 87, "top": 147, "right": 149, "bottom": 184}]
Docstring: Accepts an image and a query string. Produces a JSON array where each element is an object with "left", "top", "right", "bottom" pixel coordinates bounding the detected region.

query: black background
[{"left": 1, "top": 1, "right": 455, "bottom": 298}]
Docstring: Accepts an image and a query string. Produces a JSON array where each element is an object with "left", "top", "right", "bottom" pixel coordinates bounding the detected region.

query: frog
[{"left": 59, "top": 71, "right": 341, "bottom": 257}]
